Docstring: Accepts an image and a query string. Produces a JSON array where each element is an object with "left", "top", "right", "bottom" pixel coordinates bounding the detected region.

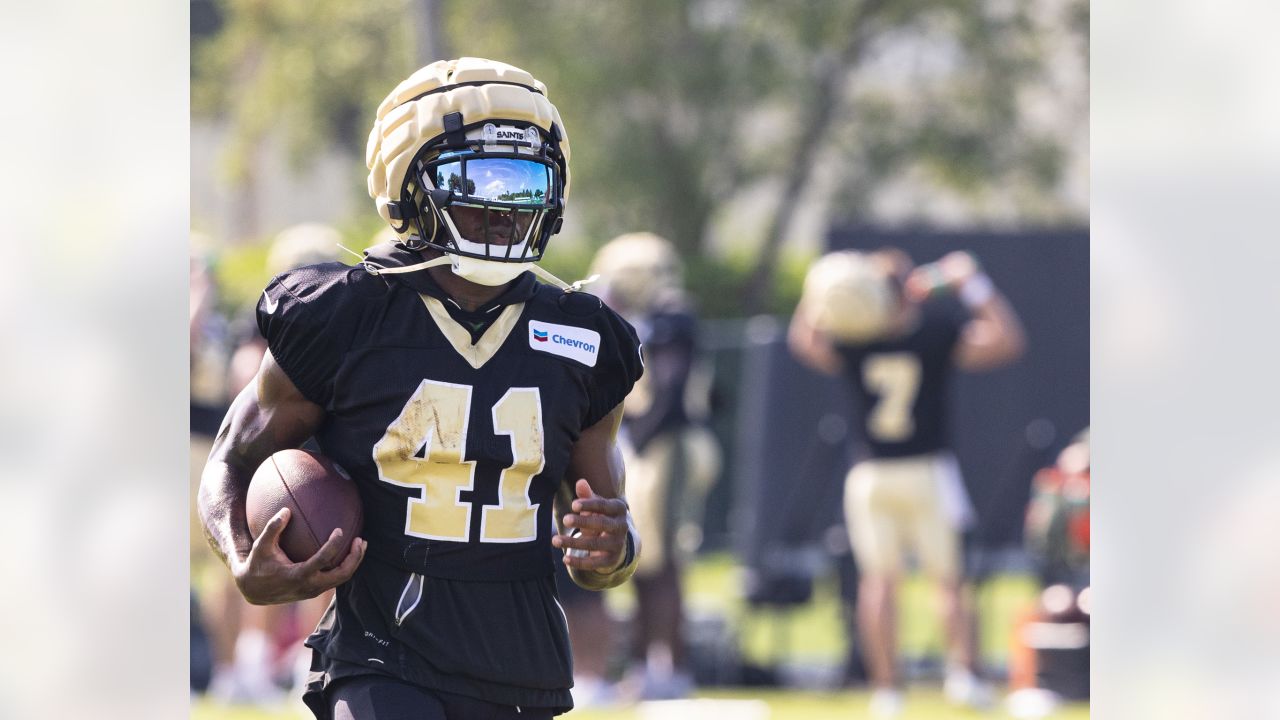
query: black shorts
[
  {"left": 327, "top": 673, "right": 556, "bottom": 720},
  {"left": 301, "top": 556, "right": 574, "bottom": 717}
]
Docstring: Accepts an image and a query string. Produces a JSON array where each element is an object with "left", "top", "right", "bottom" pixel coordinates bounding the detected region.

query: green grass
[
  {"left": 193, "top": 554, "right": 1087, "bottom": 719},
  {"left": 609, "top": 553, "right": 1039, "bottom": 668},
  {"left": 193, "top": 689, "right": 1088, "bottom": 719},
  {"left": 570, "top": 690, "right": 1090, "bottom": 719},
  {"left": 193, "top": 702, "right": 303, "bottom": 720}
]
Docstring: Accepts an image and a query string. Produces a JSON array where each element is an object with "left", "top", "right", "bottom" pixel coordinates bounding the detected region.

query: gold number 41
[{"left": 373, "top": 379, "right": 545, "bottom": 543}]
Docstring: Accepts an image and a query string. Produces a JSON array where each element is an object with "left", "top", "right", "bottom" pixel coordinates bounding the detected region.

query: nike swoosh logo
[{"left": 262, "top": 290, "right": 279, "bottom": 313}]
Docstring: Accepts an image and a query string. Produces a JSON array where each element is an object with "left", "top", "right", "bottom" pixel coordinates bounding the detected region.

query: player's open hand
[
  {"left": 553, "top": 479, "right": 630, "bottom": 574},
  {"left": 232, "top": 507, "right": 367, "bottom": 605}
]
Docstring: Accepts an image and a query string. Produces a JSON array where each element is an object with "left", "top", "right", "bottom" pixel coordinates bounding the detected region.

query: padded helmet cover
[{"left": 366, "top": 57, "right": 571, "bottom": 243}]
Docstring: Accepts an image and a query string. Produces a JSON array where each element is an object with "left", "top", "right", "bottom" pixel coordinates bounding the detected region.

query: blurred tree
[
  {"left": 447, "top": 0, "right": 792, "bottom": 269},
  {"left": 192, "top": 0, "right": 414, "bottom": 239},
  {"left": 449, "top": 0, "right": 1082, "bottom": 312},
  {"left": 194, "top": 0, "right": 1085, "bottom": 312},
  {"left": 827, "top": 0, "right": 1086, "bottom": 227},
  {"left": 414, "top": 0, "right": 450, "bottom": 64}
]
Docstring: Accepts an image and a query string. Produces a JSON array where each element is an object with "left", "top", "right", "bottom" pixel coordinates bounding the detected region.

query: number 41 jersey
[
  {"left": 256, "top": 257, "right": 644, "bottom": 582},
  {"left": 257, "top": 253, "right": 642, "bottom": 712}
]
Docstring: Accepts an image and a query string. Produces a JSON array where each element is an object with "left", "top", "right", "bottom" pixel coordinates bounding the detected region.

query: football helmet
[
  {"left": 366, "top": 57, "right": 570, "bottom": 285},
  {"left": 800, "top": 250, "right": 898, "bottom": 342},
  {"left": 589, "top": 232, "right": 683, "bottom": 313},
  {"left": 267, "top": 223, "right": 342, "bottom": 275}
]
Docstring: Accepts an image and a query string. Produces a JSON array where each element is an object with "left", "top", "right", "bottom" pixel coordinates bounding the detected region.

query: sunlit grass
[
  {"left": 193, "top": 689, "right": 1088, "bottom": 720},
  {"left": 192, "top": 553, "right": 1084, "bottom": 719}
]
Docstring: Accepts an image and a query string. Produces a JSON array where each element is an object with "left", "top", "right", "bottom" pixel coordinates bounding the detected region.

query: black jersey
[
  {"left": 835, "top": 299, "right": 968, "bottom": 459},
  {"left": 621, "top": 305, "right": 697, "bottom": 452},
  {"left": 256, "top": 246, "right": 642, "bottom": 711}
]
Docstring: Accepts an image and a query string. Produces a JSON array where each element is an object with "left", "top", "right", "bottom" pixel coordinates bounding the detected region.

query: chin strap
[
  {"left": 337, "top": 243, "right": 366, "bottom": 263},
  {"left": 338, "top": 241, "right": 454, "bottom": 276},
  {"left": 366, "top": 255, "right": 453, "bottom": 276},
  {"left": 532, "top": 265, "right": 600, "bottom": 293},
  {"left": 340, "top": 242, "right": 600, "bottom": 293}
]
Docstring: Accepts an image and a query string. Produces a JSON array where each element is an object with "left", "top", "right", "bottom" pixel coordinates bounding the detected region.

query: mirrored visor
[{"left": 428, "top": 156, "right": 553, "bottom": 206}]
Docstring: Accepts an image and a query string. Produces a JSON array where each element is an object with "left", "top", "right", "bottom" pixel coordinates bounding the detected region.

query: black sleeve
[
  {"left": 255, "top": 263, "right": 361, "bottom": 408},
  {"left": 919, "top": 296, "right": 968, "bottom": 357},
  {"left": 625, "top": 312, "right": 696, "bottom": 452},
  {"left": 582, "top": 307, "right": 645, "bottom": 429},
  {"left": 942, "top": 296, "right": 970, "bottom": 354}
]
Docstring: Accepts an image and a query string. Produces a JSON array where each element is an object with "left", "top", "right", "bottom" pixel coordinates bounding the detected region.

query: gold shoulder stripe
[{"left": 420, "top": 295, "right": 525, "bottom": 369}]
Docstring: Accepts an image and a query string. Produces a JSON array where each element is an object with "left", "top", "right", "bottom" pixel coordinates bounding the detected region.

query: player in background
[
  {"left": 1007, "top": 428, "right": 1090, "bottom": 716},
  {"left": 788, "top": 248, "right": 1025, "bottom": 718},
  {"left": 197, "top": 224, "right": 348, "bottom": 705},
  {"left": 588, "top": 233, "right": 722, "bottom": 700},
  {"left": 199, "top": 58, "right": 643, "bottom": 720}
]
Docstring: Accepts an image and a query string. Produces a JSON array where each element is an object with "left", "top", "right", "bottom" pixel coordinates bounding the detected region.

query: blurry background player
[
  {"left": 585, "top": 232, "right": 722, "bottom": 700},
  {"left": 1007, "top": 428, "right": 1090, "bottom": 717},
  {"left": 194, "top": 224, "right": 344, "bottom": 705},
  {"left": 788, "top": 248, "right": 1025, "bottom": 717},
  {"left": 1024, "top": 428, "right": 1089, "bottom": 591}
]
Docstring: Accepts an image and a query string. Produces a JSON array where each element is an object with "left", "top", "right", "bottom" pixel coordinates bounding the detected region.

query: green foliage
[
  {"left": 534, "top": 241, "right": 595, "bottom": 292},
  {"left": 193, "top": 0, "right": 414, "bottom": 180},
  {"left": 679, "top": 247, "right": 809, "bottom": 319},
  {"left": 206, "top": 219, "right": 808, "bottom": 321},
  {"left": 828, "top": 1, "right": 1072, "bottom": 223},
  {"left": 530, "top": 241, "right": 808, "bottom": 320},
  {"left": 191, "top": 555, "right": 1089, "bottom": 720},
  {"left": 443, "top": 0, "right": 928, "bottom": 265},
  {"left": 210, "top": 217, "right": 378, "bottom": 313},
  {"left": 194, "top": 0, "right": 1085, "bottom": 316},
  {"left": 212, "top": 240, "right": 273, "bottom": 314}
]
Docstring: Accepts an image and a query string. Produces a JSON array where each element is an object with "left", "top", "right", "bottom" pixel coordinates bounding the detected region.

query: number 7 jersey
[
  {"left": 256, "top": 255, "right": 644, "bottom": 582},
  {"left": 835, "top": 298, "right": 968, "bottom": 459}
]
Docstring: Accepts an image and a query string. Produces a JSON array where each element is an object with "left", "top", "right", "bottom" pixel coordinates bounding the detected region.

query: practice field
[
  {"left": 193, "top": 690, "right": 1089, "bottom": 719},
  {"left": 192, "top": 553, "right": 1089, "bottom": 719}
]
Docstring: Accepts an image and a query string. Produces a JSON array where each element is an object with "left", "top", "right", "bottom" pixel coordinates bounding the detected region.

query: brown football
[{"left": 246, "top": 449, "right": 363, "bottom": 565}]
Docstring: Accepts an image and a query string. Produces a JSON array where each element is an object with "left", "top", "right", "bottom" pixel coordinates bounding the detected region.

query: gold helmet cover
[
  {"left": 800, "top": 250, "right": 898, "bottom": 343},
  {"left": 266, "top": 223, "right": 342, "bottom": 275},
  {"left": 366, "top": 57, "right": 570, "bottom": 274},
  {"left": 589, "top": 232, "right": 683, "bottom": 313}
]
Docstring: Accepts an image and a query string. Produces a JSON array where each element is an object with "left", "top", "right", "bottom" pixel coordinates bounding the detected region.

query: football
[{"left": 246, "top": 449, "right": 363, "bottom": 565}]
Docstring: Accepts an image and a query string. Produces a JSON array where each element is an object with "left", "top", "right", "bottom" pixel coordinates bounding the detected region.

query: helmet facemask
[
  {"left": 400, "top": 119, "right": 565, "bottom": 285},
  {"left": 367, "top": 58, "right": 574, "bottom": 285}
]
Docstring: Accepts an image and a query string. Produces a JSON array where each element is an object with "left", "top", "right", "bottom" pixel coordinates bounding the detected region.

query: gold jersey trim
[{"left": 419, "top": 294, "right": 525, "bottom": 369}]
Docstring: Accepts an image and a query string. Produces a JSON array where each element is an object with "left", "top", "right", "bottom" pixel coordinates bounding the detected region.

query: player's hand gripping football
[
  {"left": 553, "top": 479, "right": 630, "bottom": 574},
  {"left": 232, "top": 507, "right": 367, "bottom": 605}
]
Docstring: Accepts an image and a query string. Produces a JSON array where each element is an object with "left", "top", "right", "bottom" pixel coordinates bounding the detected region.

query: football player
[
  {"left": 198, "top": 58, "right": 644, "bottom": 720},
  {"left": 788, "top": 248, "right": 1025, "bottom": 717},
  {"left": 589, "top": 232, "right": 721, "bottom": 700}
]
